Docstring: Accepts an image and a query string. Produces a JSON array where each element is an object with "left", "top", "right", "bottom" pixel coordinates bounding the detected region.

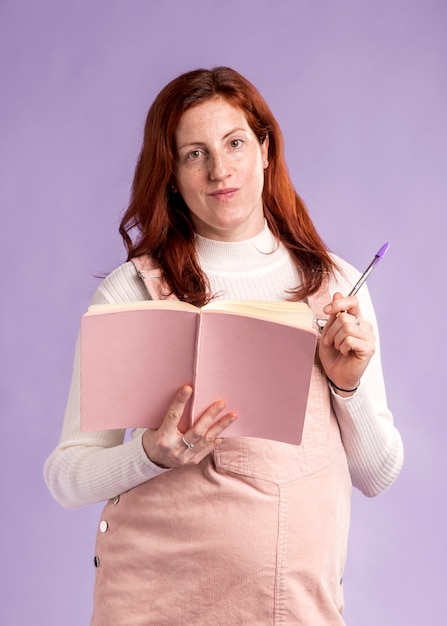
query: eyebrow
[{"left": 177, "top": 127, "right": 249, "bottom": 151}]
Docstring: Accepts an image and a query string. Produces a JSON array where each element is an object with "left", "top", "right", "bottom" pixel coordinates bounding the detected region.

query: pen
[
  {"left": 314, "top": 243, "right": 390, "bottom": 330},
  {"left": 334, "top": 242, "right": 390, "bottom": 318},
  {"left": 347, "top": 242, "right": 390, "bottom": 298}
]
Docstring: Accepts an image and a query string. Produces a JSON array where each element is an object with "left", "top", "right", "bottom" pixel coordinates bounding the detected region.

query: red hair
[{"left": 119, "top": 66, "right": 336, "bottom": 305}]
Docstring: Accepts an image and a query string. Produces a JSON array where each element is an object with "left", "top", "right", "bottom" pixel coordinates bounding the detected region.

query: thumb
[
  {"left": 160, "top": 385, "right": 193, "bottom": 432},
  {"left": 323, "top": 291, "right": 343, "bottom": 315}
]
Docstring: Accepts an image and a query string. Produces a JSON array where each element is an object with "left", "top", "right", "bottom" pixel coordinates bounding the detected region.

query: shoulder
[{"left": 90, "top": 261, "right": 149, "bottom": 305}]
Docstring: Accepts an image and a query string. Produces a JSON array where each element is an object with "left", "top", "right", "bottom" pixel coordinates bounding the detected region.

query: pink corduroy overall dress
[{"left": 90, "top": 256, "right": 352, "bottom": 626}]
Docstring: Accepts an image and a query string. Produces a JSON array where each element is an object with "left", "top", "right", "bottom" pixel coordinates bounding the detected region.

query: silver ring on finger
[
  {"left": 182, "top": 436, "right": 194, "bottom": 450},
  {"left": 355, "top": 316, "right": 361, "bottom": 326}
]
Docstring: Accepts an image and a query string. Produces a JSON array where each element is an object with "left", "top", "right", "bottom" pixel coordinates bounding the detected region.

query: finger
[
  {"left": 182, "top": 399, "right": 237, "bottom": 447},
  {"left": 332, "top": 323, "right": 375, "bottom": 357},
  {"left": 323, "top": 312, "right": 356, "bottom": 346},
  {"left": 181, "top": 411, "right": 237, "bottom": 456},
  {"left": 324, "top": 314, "right": 372, "bottom": 351},
  {"left": 202, "top": 411, "right": 237, "bottom": 443},
  {"left": 323, "top": 288, "right": 364, "bottom": 344},
  {"left": 191, "top": 399, "right": 228, "bottom": 437},
  {"left": 324, "top": 292, "right": 361, "bottom": 319},
  {"left": 177, "top": 399, "right": 227, "bottom": 449},
  {"left": 159, "top": 385, "right": 193, "bottom": 432},
  {"left": 332, "top": 332, "right": 363, "bottom": 356}
]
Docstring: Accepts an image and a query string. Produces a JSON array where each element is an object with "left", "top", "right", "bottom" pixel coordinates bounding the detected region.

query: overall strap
[
  {"left": 131, "top": 255, "right": 179, "bottom": 301},
  {"left": 306, "top": 276, "right": 332, "bottom": 330},
  {"left": 133, "top": 253, "right": 332, "bottom": 317}
]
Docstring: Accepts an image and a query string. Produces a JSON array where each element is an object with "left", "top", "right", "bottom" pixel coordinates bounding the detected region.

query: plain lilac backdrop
[{"left": 1, "top": 1, "right": 446, "bottom": 624}]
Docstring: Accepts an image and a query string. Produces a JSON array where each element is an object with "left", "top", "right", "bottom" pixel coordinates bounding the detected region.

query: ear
[{"left": 261, "top": 134, "right": 269, "bottom": 163}]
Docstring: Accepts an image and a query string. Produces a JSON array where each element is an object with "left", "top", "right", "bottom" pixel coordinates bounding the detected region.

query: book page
[
  {"left": 85, "top": 300, "right": 199, "bottom": 316},
  {"left": 202, "top": 300, "right": 314, "bottom": 328}
]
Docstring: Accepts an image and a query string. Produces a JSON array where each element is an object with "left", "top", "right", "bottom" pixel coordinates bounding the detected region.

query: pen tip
[{"left": 376, "top": 242, "right": 390, "bottom": 259}]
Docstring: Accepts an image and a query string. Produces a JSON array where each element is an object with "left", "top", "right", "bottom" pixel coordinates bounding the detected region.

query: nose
[{"left": 209, "top": 153, "right": 230, "bottom": 181}]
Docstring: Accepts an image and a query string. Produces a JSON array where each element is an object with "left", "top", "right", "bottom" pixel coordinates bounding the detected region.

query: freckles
[{"left": 190, "top": 166, "right": 205, "bottom": 178}]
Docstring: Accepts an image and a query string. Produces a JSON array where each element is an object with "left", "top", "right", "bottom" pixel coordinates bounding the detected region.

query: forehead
[{"left": 175, "top": 97, "right": 250, "bottom": 140}]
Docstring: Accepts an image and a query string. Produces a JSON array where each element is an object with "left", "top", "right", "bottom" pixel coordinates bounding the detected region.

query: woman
[{"left": 44, "top": 66, "right": 404, "bottom": 625}]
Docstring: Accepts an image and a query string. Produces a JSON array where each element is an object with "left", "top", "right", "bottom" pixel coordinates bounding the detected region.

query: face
[{"left": 173, "top": 97, "right": 269, "bottom": 241}]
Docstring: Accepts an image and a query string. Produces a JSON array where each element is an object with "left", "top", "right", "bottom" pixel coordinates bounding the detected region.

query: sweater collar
[{"left": 194, "top": 222, "right": 287, "bottom": 273}]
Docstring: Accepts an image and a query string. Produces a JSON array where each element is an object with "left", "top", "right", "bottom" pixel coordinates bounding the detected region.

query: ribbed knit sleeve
[
  {"left": 327, "top": 255, "right": 404, "bottom": 496},
  {"left": 330, "top": 387, "right": 404, "bottom": 496},
  {"left": 44, "top": 263, "right": 171, "bottom": 509}
]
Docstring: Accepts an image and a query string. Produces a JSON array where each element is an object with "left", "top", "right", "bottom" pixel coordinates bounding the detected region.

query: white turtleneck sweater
[{"left": 44, "top": 226, "right": 403, "bottom": 508}]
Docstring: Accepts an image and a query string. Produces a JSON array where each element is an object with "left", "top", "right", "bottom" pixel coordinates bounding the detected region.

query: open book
[{"left": 80, "top": 299, "right": 318, "bottom": 445}]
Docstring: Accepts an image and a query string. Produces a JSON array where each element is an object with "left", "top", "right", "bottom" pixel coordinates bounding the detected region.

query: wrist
[
  {"left": 141, "top": 430, "right": 171, "bottom": 469},
  {"left": 327, "top": 378, "right": 360, "bottom": 397}
]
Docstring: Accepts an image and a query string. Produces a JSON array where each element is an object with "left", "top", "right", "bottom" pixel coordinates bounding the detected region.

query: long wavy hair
[{"left": 119, "top": 66, "right": 335, "bottom": 306}]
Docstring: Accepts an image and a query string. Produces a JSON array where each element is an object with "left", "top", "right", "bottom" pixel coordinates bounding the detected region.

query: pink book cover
[
  {"left": 80, "top": 308, "right": 197, "bottom": 434},
  {"left": 80, "top": 305, "right": 317, "bottom": 444},
  {"left": 192, "top": 312, "right": 317, "bottom": 444}
]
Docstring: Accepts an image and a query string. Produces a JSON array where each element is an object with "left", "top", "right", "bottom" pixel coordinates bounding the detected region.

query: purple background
[{"left": 1, "top": 1, "right": 445, "bottom": 624}]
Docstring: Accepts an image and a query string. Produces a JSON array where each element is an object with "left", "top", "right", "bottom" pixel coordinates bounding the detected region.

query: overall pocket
[{"left": 213, "top": 364, "right": 332, "bottom": 485}]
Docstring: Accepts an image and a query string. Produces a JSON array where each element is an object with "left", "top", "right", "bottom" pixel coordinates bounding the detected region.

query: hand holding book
[{"left": 141, "top": 385, "right": 237, "bottom": 468}]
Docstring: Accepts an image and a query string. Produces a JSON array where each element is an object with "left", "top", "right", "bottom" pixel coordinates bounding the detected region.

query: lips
[{"left": 208, "top": 188, "right": 239, "bottom": 199}]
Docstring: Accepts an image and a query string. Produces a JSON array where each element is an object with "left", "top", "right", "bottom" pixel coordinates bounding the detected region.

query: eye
[
  {"left": 186, "top": 149, "right": 203, "bottom": 160},
  {"left": 229, "top": 138, "right": 243, "bottom": 148}
]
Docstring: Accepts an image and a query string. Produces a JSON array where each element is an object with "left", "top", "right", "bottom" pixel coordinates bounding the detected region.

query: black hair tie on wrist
[{"left": 328, "top": 378, "right": 360, "bottom": 394}]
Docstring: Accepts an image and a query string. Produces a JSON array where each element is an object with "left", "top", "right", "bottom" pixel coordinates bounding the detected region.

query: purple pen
[
  {"left": 317, "top": 242, "right": 390, "bottom": 327},
  {"left": 348, "top": 242, "right": 390, "bottom": 297}
]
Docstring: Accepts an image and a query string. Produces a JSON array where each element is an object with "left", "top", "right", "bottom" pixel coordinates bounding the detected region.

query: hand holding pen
[{"left": 318, "top": 243, "right": 390, "bottom": 396}]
